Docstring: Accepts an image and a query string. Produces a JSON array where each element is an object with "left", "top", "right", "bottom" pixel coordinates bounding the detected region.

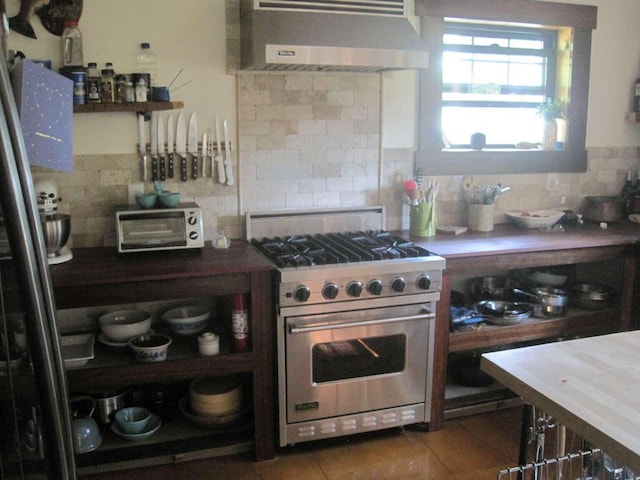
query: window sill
[{"left": 415, "top": 148, "right": 588, "bottom": 175}]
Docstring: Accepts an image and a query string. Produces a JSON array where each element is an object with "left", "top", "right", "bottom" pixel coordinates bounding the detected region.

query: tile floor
[{"left": 82, "top": 406, "right": 583, "bottom": 480}]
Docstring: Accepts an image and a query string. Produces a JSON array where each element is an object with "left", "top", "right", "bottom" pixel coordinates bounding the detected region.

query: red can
[{"left": 231, "top": 294, "right": 250, "bottom": 352}]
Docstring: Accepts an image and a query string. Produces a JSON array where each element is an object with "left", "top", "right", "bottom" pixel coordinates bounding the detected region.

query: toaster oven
[{"left": 116, "top": 203, "right": 204, "bottom": 253}]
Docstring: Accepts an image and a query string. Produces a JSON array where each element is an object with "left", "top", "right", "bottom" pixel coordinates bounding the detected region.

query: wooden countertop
[
  {"left": 50, "top": 241, "right": 275, "bottom": 289},
  {"left": 405, "top": 222, "right": 640, "bottom": 259},
  {"left": 482, "top": 331, "right": 640, "bottom": 472}
]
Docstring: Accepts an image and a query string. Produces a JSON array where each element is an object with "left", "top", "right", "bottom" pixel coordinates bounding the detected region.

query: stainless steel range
[{"left": 246, "top": 207, "right": 445, "bottom": 446}]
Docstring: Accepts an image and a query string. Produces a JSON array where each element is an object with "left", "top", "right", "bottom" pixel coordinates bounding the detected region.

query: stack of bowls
[
  {"left": 189, "top": 376, "right": 243, "bottom": 418},
  {"left": 111, "top": 406, "right": 162, "bottom": 441},
  {"left": 98, "top": 310, "right": 152, "bottom": 345},
  {"left": 114, "top": 407, "right": 151, "bottom": 434}
]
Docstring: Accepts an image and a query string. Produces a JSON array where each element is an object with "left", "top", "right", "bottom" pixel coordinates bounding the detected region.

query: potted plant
[{"left": 537, "top": 98, "right": 567, "bottom": 150}]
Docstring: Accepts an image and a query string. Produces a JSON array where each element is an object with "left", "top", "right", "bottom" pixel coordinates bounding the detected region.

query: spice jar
[{"left": 197, "top": 332, "right": 219, "bottom": 356}]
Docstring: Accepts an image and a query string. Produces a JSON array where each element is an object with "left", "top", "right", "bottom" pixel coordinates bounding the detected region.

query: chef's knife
[
  {"left": 223, "top": 119, "right": 234, "bottom": 186},
  {"left": 207, "top": 129, "right": 215, "bottom": 179},
  {"left": 157, "top": 114, "right": 166, "bottom": 181},
  {"left": 175, "top": 112, "right": 187, "bottom": 182},
  {"left": 166, "top": 113, "right": 174, "bottom": 179},
  {"left": 150, "top": 113, "right": 158, "bottom": 182},
  {"left": 214, "top": 115, "right": 225, "bottom": 184},
  {"left": 201, "top": 131, "right": 208, "bottom": 178},
  {"left": 188, "top": 113, "right": 198, "bottom": 180},
  {"left": 137, "top": 113, "right": 147, "bottom": 181}
]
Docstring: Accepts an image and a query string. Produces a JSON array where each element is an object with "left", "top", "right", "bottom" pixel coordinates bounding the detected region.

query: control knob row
[{"left": 293, "top": 274, "right": 432, "bottom": 302}]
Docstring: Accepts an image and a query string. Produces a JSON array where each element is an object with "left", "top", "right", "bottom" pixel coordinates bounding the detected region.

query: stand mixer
[{"left": 34, "top": 179, "right": 72, "bottom": 265}]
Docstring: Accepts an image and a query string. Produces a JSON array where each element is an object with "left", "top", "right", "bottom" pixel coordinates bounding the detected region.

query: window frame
[{"left": 415, "top": 0, "right": 597, "bottom": 175}]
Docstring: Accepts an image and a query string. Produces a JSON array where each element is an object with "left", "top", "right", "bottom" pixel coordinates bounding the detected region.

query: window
[
  {"left": 414, "top": 0, "right": 597, "bottom": 175},
  {"left": 442, "top": 23, "right": 558, "bottom": 149}
]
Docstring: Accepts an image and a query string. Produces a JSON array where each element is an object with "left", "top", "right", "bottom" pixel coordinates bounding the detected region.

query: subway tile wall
[{"left": 237, "top": 73, "right": 382, "bottom": 214}]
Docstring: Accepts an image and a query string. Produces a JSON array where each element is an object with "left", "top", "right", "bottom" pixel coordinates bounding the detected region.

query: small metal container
[{"left": 582, "top": 196, "right": 623, "bottom": 223}]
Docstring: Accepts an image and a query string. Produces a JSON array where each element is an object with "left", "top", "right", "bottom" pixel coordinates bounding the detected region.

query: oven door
[{"left": 284, "top": 302, "right": 435, "bottom": 424}]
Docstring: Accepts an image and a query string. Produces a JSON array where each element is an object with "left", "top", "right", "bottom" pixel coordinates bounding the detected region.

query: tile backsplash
[{"left": 32, "top": 72, "right": 640, "bottom": 248}]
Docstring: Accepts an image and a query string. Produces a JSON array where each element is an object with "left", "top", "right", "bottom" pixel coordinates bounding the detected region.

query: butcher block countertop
[{"left": 482, "top": 331, "right": 640, "bottom": 472}]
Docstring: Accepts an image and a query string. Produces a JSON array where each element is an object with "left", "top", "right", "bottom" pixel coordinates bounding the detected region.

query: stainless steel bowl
[{"left": 41, "top": 213, "right": 71, "bottom": 256}]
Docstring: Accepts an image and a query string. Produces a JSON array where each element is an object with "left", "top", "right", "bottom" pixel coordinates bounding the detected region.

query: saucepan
[
  {"left": 89, "top": 388, "right": 132, "bottom": 424},
  {"left": 513, "top": 287, "right": 569, "bottom": 317}
]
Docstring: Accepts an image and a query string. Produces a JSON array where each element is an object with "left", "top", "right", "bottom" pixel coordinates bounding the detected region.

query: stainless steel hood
[{"left": 239, "top": 0, "right": 429, "bottom": 72}]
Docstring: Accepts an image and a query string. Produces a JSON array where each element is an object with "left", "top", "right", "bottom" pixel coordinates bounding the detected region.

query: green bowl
[
  {"left": 135, "top": 193, "right": 157, "bottom": 208},
  {"left": 157, "top": 192, "right": 180, "bottom": 208}
]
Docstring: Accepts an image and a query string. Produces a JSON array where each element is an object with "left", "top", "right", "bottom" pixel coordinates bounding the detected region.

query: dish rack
[
  {"left": 498, "top": 449, "right": 604, "bottom": 480},
  {"left": 502, "top": 406, "right": 636, "bottom": 480}
]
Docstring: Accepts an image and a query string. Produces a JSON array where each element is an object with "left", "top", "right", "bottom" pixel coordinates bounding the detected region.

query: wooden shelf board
[{"left": 73, "top": 101, "right": 184, "bottom": 114}]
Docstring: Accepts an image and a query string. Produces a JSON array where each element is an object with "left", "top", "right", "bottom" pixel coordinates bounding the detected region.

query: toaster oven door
[{"left": 118, "top": 212, "right": 188, "bottom": 251}]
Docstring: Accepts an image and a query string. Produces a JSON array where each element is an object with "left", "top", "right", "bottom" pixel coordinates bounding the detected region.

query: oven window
[{"left": 312, "top": 335, "right": 406, "bottom": 383}]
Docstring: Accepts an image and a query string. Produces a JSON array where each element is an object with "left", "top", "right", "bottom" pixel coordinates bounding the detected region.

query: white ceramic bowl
[
  {"left": 128, "top": 334, "right": 172, "bottom": 363},
  {"left": 505, "top": 209, "right": 564, "bottom": 228},
  {"left": 98, "top": 310, "right": 152, "bottom": 343},
  {"left": 161, "top": 306, "right": 210, "bottom": 336},
  {"left": 115, "top": 407, "right": 151, "bottom": 434}
]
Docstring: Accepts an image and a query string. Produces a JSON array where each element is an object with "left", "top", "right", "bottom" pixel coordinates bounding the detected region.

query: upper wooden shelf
[{"left": 73, "top": 101, "right": 184, "bottom": 114}]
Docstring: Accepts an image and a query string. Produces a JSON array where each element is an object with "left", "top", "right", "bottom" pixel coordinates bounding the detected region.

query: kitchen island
[
  {"left": 481, "top": 330, "right": 640, "bottom": 472},
  {"left": 406, "top": 221, "right": 640, "bottom": 431},
  {"left": 49, "top": 243, "right": 276, "bottom": 471}
]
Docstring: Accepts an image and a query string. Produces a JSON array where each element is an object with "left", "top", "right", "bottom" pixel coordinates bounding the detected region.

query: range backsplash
[{"left": 33, "top": 144, "right": 639, "bottom": 249}]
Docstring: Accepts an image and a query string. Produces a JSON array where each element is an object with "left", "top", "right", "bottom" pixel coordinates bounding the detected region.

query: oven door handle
[{"left": 288, "top": 312, "right": 434, "bottom": 334}]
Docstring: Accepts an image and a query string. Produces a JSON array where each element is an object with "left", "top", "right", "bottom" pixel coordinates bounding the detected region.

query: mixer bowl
[{"left": 41, "top": 213, "right": 71, "bottom": 256}]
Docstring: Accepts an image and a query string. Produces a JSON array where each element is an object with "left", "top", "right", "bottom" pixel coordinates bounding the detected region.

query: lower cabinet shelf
[
  {"left": 448, "top": 307, "right": 618, "bottom": 353},
  {"left": 76, "top": 413, "right": 254, "bottom": 474},
  {"left": 65, "top": 332, "right": 261, "bottom": 472}
]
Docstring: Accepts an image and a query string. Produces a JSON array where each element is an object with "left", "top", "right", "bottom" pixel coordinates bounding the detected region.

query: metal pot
[
  {"left": 469, "top": 276, "right": 515, "bottom": 300},
  {"left": 90, "top": 388, "right": 131, "bottom": 424},
  {"left": 581, "top": 196, "right": 623, "bottom": 223},
  {"left": 513, "top": 287, "right": 568, "bottom": 317},
  {"left": 571, "top": 283, "right": 611, "bottom": 310}
]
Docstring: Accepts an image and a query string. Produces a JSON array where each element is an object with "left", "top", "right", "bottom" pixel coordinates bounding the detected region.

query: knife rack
[{"left": 137, "top": 142, "right": 231, "bottom": 152}]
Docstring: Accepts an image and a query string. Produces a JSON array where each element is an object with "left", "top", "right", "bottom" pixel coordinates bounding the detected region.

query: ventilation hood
[{"left": 239, "top": 0, "right": 429, "bottom": 72}]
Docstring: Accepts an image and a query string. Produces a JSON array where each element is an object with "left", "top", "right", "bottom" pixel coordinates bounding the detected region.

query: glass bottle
[
  {"left": 86, "top": 62, "right": 101, "bottom": 103},
  {"left": 62, "top": 20, "right": 83, "bottom": 67},
  {"left": 100, "top": 62, "right": 115, "bottom": 103},
  {"left": 620, "top": 170, "right": 634, "bottom": 215},
  {"left": 136, "top": 42, "right": 157, "bottom": 98}
]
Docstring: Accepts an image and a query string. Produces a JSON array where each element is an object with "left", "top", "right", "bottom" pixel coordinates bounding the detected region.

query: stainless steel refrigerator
[{"left": 0, "top": 4, "right": 77, "bottom": 479}]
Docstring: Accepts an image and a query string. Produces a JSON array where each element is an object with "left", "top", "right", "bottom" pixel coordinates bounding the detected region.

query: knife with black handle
[
  {"left": 176, "top": 112, "right": 187, "bottom": 182},
  {"left": 150, "top": 113, "right": 158, "bottom": 182},
  {"left": 166, "top": 113, "right": 174, "bottom": 179},
  {"left": 188, "top": 113, "right": 198, "bottom": 180},
  {"left": 157, "top": 115, "right": 166, "bottom": 181}
]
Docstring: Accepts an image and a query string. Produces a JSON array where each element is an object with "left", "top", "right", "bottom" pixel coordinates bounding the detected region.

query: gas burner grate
[{"left": 251, "top": 230, "right": 433, "bottom": 268}]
